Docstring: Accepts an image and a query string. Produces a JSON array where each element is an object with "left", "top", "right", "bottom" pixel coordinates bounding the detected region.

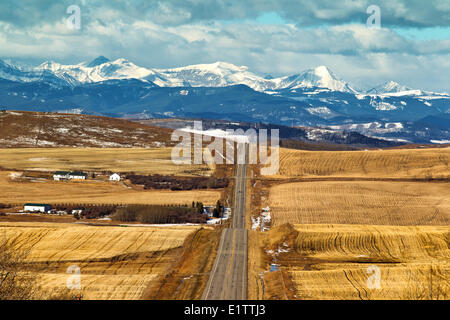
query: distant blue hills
[{"left": 0, "top": 57, "right": 448, "bottom": 144}]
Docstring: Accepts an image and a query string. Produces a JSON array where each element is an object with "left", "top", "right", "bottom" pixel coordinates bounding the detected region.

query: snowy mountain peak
[
  {"left": 211, "top": 61, "right": 248, "bottom": 72},
  {"left": 163, "top": 61, "right": 248, "bottom": 73},
  {"left": 36, "top": 61, "right": 61, "bottom": 71},
  {"left": 110, "top": 58, "right": 132, "bottom": 65},
  {"left": 367, "top": 81, "right": 412, "bottom": 94},
  {"left": 90, "top": 58, "right": 153, "bottom": 81},
  {"left": 281, "top": 66, "right": 356, "bottom": 93},
  {"left": 147, "top": 61, "right": 259, "bottom": 88},
  {"left": 313, "top": 65, "right": 332, "bottom": 77},
  {"left": 87, "top": 56, "right": 110, "bottom": 67},
  {"left": 385, "top": 80, "right": 404, "bottom": 89},
  {"left": 309, "top": 65, "right": 340, "bottom": 86}
]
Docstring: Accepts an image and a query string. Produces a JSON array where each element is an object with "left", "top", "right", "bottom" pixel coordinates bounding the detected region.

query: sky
[{"left": 0, "top": 0, "right": 449, "bottom": 92}]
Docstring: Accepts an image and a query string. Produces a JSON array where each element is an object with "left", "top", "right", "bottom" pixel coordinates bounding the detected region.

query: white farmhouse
[
  {"left": 24, "top": 203, "right": 51, "bottom": 213},
  {"left": 109, "top": 173, "right": 121, "bottom": 181}
]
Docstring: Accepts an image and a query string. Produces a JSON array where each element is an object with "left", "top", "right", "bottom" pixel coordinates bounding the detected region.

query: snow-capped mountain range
[
  {"left": 0, "top": 56, "right": 449, "bottom": 144},
  {"left": 1, "top": 56, "right": 436, "bottom": 96}
]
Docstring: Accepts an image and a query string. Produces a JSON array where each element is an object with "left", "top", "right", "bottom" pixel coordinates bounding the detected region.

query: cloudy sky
[{"left": 0, "top": 0, "right": 449, "bottom": 91}]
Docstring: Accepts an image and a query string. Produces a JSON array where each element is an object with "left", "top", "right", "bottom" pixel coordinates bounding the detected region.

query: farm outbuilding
[
  {"left": 24, "top": 203, "right": 51, "bottom": 213},
  {"left": 68, "top": 171, "right": 87, "bottom": 180},
  {"left": 203, "top": 205, "right": 215, "bottom": 217},
  {"left": 54, "top": 171, "right": 87, "bottom": 180},
  {"left": 109, "top": 173, "right": 121, "bottom": 181},
  {"left": 53, "top": 171, "right": 70, "bottom": 181}
]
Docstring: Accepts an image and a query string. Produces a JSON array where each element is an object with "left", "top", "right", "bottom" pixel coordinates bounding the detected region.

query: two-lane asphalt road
[{"left": 202, "top": 144, "right": 248, "bottom": 300}]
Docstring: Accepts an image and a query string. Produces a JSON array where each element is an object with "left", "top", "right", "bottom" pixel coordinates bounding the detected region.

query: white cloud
[{"left": 0, "top": 2, "right": 449, "bottom": 92}]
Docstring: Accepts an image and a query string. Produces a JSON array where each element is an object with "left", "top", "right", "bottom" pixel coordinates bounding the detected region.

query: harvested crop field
[
  {"left": 252, "top": 147, "right": 450, "bottom": 300},
  {"left": 0, "top": 171, "right": 220, "bottom": 206},
  {"left": 0, "top": 222, "right": 200, "bottom": 300},
  {"left": 268, "top": 181, "right": 449, "bottom": 226},
  {"left": 276, "top": 148, "right": 450, "bottom": 179},
  {"left": 0, "top": 147, "right": 212, "bottom": 176},
  {"left": 286, "top": 224, "right": 449, "bottom": 300},
  {"left": 292, "top": 224, "right": 449, "bottom": 262},
  {"left": 290, "top": 264, "right": 449, "bottom": 300}
]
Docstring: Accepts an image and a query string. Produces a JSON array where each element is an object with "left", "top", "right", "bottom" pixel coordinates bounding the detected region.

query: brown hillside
[{"left": 0, "top": 110, "right": 174, "bottom": 148}]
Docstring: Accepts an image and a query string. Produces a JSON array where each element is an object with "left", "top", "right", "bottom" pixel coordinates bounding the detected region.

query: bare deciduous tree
[{"left": 0, "top": 238, "right": 38, "bottom": 300}]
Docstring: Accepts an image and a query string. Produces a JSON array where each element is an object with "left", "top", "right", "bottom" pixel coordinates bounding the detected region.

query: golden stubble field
[
  {"left": 0, "top": 171, "right": 221, "bottom": 206},
  {"left": 0, "top": 147, "right": 213, "bottom": 176},
  {"left": 275, "top": 147, "right": 450, "bottom": 179},
  {"left": 268, "top": 181, "right": 449, "bottom": 226},
  {"left": 251, "top": 147, "right": 450, "bottom": 300},
  {"left": 288, "top": 224, "right": 449, "bottom": 300},
  {"left": 0, "top": 222, "right": 201, "bottom": 300}
]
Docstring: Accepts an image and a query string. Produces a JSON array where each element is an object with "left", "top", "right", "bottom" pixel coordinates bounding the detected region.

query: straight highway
[{"left": 202, "top": 144, "right": 248, "bottom": 300}]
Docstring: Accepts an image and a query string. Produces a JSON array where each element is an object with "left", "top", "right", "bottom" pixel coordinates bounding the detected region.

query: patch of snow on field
[
  {"left": 251, "top": 216, "right": 261, "bottom": 230},
  {"left": 261, "top": 212, "right": 271, "bottom": 232},
  {"left": 278, "top": 242, "right": 290, "bottom": 254},
  {"left": 181, "top": 127, "right": 250, "bottom": 143},
  {"left": 266, "top": 242, "right": 290, "bottom": 271},
  {"left": 370, "top": 136, "right": 411, "bottom": 143},
  {"left": 84, "top": 127, "right": 119, "bottom": 134},
  {"left": 82, "top": 138, "right": 133, "bottom": 147},
  {"left": 36, "top": 140, "right": 57, "bottom": 146},
  {"left": 0, "top": 137, "right": 35, "bottom": 145},
  {"left": 56, "top": 108, "right": 83, "bottom": 114},
  {"left": 252, "top": 207, "right": 271, "bottom": 232},
  {"left": 9, "top": 172, "right": 22, "bottom": 180},
  {"left": 207, "top": 217, "right": 226, "bottom": 225},
  {"left": 6, "top": 212, "right": 29, "bottom": 215}
]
